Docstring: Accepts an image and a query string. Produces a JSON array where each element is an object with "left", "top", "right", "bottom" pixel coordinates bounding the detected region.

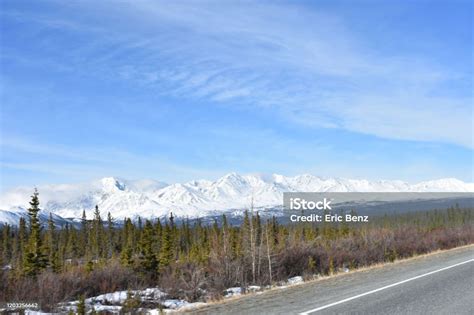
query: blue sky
[{"left": 0, "top": 0, "right": 472, "bottom": 191}]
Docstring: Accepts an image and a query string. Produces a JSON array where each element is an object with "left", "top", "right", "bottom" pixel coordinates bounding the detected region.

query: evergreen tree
[
  {"left": 51, "top": 250, "right": 61, "bottom": 273},
  {"left": 230, "top": 226, "right": 241, "bottom": 259},
  {"left": 45, "top": 214, "right": 56, "bottom": 262},
  {"left": 120, "top": 218, "right": 135, "bottom": 267},
  {"left": 158, "top": 222, "right": 173, "bottom": 271},
  {"left": 13, "top": 217, "right": 27, "bottom": 274},
  {"left": 90, "top": 205, "right": 103, "bottom": 259},
  {"left": 19, "top": 217, "right": 27, "bottom": 249},
  {"left": 153, "top": 218, "right": 162, "bottom": 253},
  {"left": 23, "top": 189, "right": 48, "bottom": 276},
  {"left": 1, "top": 224, "right": 11, "bottom": 263},
  {"left": 120, "top": 245, "right": 134, "bottom": 267},
  {"left": 139, "top": 220, "right": 158, "bottom": 273},
  {"left": 106, "top": 212, "right": 115, "bottom": 259},
  {"left": 169, "top": 212, "right": 178, "bottom": 259},
  {"left": 80, "top": 210, "right": 88, "bottom": 257},
  {"left": 45, "top": 213, "right": 61, "bottom": 272},
  {"left": 65, "top": 224, "right": 79, "bottom": 260}
]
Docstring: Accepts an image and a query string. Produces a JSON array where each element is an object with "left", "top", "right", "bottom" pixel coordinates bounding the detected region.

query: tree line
[{"left": 0, "top": 190, "right": 473, "bottom": 311}]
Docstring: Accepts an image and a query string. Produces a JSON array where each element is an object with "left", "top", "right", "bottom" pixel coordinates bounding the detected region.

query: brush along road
[{"left": 189, "top": 245, "right": 474, "bottom": 314}]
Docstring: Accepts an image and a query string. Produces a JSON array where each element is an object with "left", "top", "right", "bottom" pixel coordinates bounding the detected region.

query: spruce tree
[
  {"left": 14, "top": 217, "right": 27, "bottom": 273},
  {"left": 153, "top": 218, "right": 162, "bottom": 254},
  {"left": 65, "top": 224, "right": 79, "bottom": 260},
  {"left": 120, "top": 245, "right": 134, "bottom": 267},
  {"left": 23, "top": 189, "right": 48, "bottom": 276},
  {"left": 106, "top": 212, "right": 115, "bottom": 259},
  {"left": 45, "top": 213, "right": 56, "bottom": 262},
  {"left": 45, "top": 213, "right": 61, "bottom": 272},
  {"left": 158, "top": 222, "right": 173, "bottom": 271},
  {"left": 230, "top": 226, "right": 241, "bottom": 260},
  {"left": 90, "top": 205, "right": 103, "bottom": 259},
  {"left": 80, "top": 210, "right": 88, "bottom": 257},
  {"left": 139, "top": 220, "right": 158, "bottom": 273},
  {"left": 1, "top": 224, "right": 11, "bottom": 263},
  {"left": 120, "top": 218, "right": 134, "bottom": 266},
  {"left": 18, "top": 217, "right": 27, "bottom": 248}
]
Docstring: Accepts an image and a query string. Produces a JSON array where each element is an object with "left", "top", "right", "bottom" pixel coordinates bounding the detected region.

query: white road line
[{"left": 299, "top": 258, "right": 474, "bottom": 315}]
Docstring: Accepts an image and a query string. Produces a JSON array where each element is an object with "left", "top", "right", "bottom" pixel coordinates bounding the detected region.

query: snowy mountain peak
[
  {"left": 99, "top": 177, "right": 127, "bottom": 192},
  {"left": 218, "top": 172, "right": 246, "bottom": 185}
]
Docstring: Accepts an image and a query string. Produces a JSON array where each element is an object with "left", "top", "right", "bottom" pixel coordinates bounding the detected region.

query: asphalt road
[{"left": 189, "top": 245, "right": 474, "bottom": 315}]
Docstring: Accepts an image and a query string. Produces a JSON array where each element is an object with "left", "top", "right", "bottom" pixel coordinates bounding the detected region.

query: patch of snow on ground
[
  {"left": 80, "top": 287, "right": 166, "bottom": 306},
  {"left": 223, "top": 285, "right": 262, "bottom": 297},
  {"left": 61, "top": 287, "right": 168, "bottom": 314},
  {"left": 86, "top": 290, "right": 128, "bottom": 304},
  {"left": 224, "top": 287, "right": 243, "bottom": 297},
  {"left": 142, "top": 287, "right": 167, "bottom": 299},
  {"left": 93, "top": 305, "right": 122, "bottom": 312},
  {"left": 288, "top": 276, "right": 303, "bottom": 284}
]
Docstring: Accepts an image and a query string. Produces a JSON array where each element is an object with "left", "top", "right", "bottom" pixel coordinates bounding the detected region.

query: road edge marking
[{"left": 299, "top": 258, "right": 474, "bottom": 314}]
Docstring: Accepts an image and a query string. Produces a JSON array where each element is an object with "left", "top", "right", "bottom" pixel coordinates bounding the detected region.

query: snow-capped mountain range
[{"left": 0, "top": 173, "right": 473, "bottom": 225}]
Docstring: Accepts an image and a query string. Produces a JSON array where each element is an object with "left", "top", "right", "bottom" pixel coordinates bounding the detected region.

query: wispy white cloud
[{"left": 2, "top": 0, "right": 471, "bottom": 148}]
